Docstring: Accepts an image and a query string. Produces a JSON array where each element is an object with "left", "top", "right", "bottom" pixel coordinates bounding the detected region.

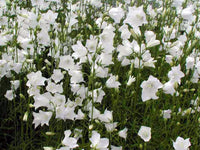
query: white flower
[
  {"left": 106, "top": 75, "right": 121, "bottom": 88},
  {"left": 86, "top": 36, "right": 98, "bottom": 52},
  {"left": 62, "top": 130, "right": 78, "bottom": 149},
  {"left": 163, "top": 81, "right": 176, "bottom": 96},
  {"left": 26, "top": 71, "right": 47, "bottom": 87},
  {"left": 145, "top": 31, "right": 160, "bottom": 48},
  {"left": 181, "top": 5, "right": 195, "bottom": 22},
  {"left": 138, "top": 126, "right": 151, "bottom": 142},
  {"left": 186, "top": 56, "right": 195, "bottom": 70},
  {"left": 33, "top": 110, "right": 52, "bottom": 128},
  {"left": 5, "top": 90, "right": 15, "bottom": 101},
  {"left": 105, "top": 122, "right": 118, "bottom": 132},
  {"left": 51, "top": 69, "right": 64, "bottom": 83},
  {"left": 59, "top": 55, "right": 75, "bottom": 71},
  {"left": 173, "top": 136, "right": 191, "bottom": 150},
  {"left": 109, "top": 6, "right": 124, "bottom": 23},
  {"left": 124, "top": 6, "right": 147, "bottom": 28},
  {"left": 41, "top": 10, "right": 57, "bottom": 24},
  {"left": 90, "top": 131, "right": 109, "bottom": 150},
  {"left": 168, "top": 65, "right": 185, "bottom": 84},
  {"left": 127, "top": 76, "right": 136, "bottom": 86},
  {"left": 68, "top": 70, "right": 84, "bottom": 84},
  {"left": 10, "top": 80, "right": 20, "bottom": 90},
  {"left": 117, "top": 41, "right": 132, "bottom": 58},
  {"left": 46, "top": 80, "right": 63, "bottom": 94},
  {"left": 140, "top": 75, "right": 163, "bottom": 102},
  {"left": 99, "top": 53, "right": 114, "bottom": 66},
  {"left": 118, "top": 128, "right": 128, "bottom": 139},
  {"left": 100, "top": 24, "right": 115, "bottom": 54},
  {"left": 33, "top": 93, "right": 51, "bottom": 109},
  {"left": 98, "top": 109, "right": 113, "bottom": 123},
  {"left": 162, "top": 109, "right": 172, "bottom": 119},
  {"left": 119, "top": 24, "right": 131, "bottom": 40},
  {"left": 72, "top": 41, "right": 87, "bottom": 63}
]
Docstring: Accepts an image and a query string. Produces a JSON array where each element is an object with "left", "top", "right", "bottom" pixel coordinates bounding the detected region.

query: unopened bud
[
  {"left": 23, "top": 111, "right": 28, "bottom": 121},
  {"left": 46, "top": 132, "right": 55, "bottom": 136},
  {"left": 89, "top": 125, "right": 93, "bottom": 130}
]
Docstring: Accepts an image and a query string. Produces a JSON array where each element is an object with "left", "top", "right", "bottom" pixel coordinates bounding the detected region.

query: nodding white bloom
[
  {"left": 105, "top": 122, "right": 118, "bottom": 132},
  {"left": 62, "top": 130, "right": 78, "bottom": 149},
  {"left": 140, "top": 75, "right": 163, "bottom": 102},
  {"left": 109, "top": 5, "right": 125, "bottom": 23},
  {"left": 106, "top": 74, "right": 121, "bottom": 89},
  {"left": 89, "top": 87, "right": 105, "bottom": 103},
  {"left": 33, "top": 110, "right": 52, "bottom": 128},
  {"left": 117, "top": 40, "right": 132, "bottom": 58},
  {"left": 90, "top": 131, "right": 109, "bottom": 150},
  {"left": 138, "top": 126, "right": 151, "bottom": 142},
  {"left": 94, "top": 64, "right": 109, "bottom": 78},
  {"left": 186, "top": 56, "right": 195, "bottom": 70},
  {"left": 173, "top": 136, "right": 191, "bottom": 150},
  {"left": 119, "top": 24, "right": 131, "bottom": 40},
  {"left": 124, "top": 6, "right": 147, "bottom": 28},
  {"left": 72, "top": 41, "right": 87, "bottom": 63},
  {"left": 162, "top": 109, "right": 172, "bottom": 119},
  {"left": 98, "top": 109, "right": 113, "bottom": 123},
  {"left": 145, "top": 31, "right": 160, "bottom": 48},
  {"left": 10, "top": 80, "right": 20, "bottom": 90},
  {"left": 100, "top": 24, "right": 115, "bottom": 54},
  {"left": 26, "top": 71, "right": 47, "bottom": 87},
  {"left": 142, "top": 50, "right": 157, "bottom": 68},
  {"left": 99, "top": 53, "right": 114, "bottom": 66},
  {"left": 181, "top": 5, "right": 195, "bottom": 22},
  {"left": 168, "top": 65, "right": 185, "bottom": 84},
  {"left": 51, "top": 69, "right": 64, "bottom": 83},
  {"left": 118, "top": 127, "right": 128, "bottom": 139},
  {"left": 163, "top": 81, "right": 176, "bottom": 96},
  {"left": 5, "top": 90, "right": 15, "bottom": 101},
  {"left": 86, "top": 36, "right": 98, "bottom": 52}
]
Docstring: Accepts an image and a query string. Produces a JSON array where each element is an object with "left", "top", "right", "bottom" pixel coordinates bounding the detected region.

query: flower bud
[
  {"left": 23, "top": 111, "right": 28, "bottom": 121},
  {"left": 46, "top": 132, "right": 55, "bottom": 136}
]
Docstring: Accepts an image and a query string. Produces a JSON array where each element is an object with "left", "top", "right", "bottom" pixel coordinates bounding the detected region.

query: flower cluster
[{"left": 0, "top": 0, "right": 200, "bottom": 149}]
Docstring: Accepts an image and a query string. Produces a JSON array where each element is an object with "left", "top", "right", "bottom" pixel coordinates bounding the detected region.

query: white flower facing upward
[
  {"left": 138, "top": 126, "right": 151, "bottom": 142},
  {"left": 173, "top": 136, "right": 191, "bottom": 150},
  {"left": 140, "top": 75, "right": 163, "bottom": 102},
  {"left": 26, "top": 71, "right": 47, "bottom": 87},
  {"left": 90, "top": 131, "right": 109, "bottom": 150},
  {"left": 168, "top": 65, "right": 185, "bottom": 84},
  {"left": 59, "top": 55, "right": 75, "bottom": 71},
  {"left": 109, "top": 5, "right": 125, "bottom": 23},
  {"left": 124, "top": 6, "right": 147, "bottom": 28}
]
